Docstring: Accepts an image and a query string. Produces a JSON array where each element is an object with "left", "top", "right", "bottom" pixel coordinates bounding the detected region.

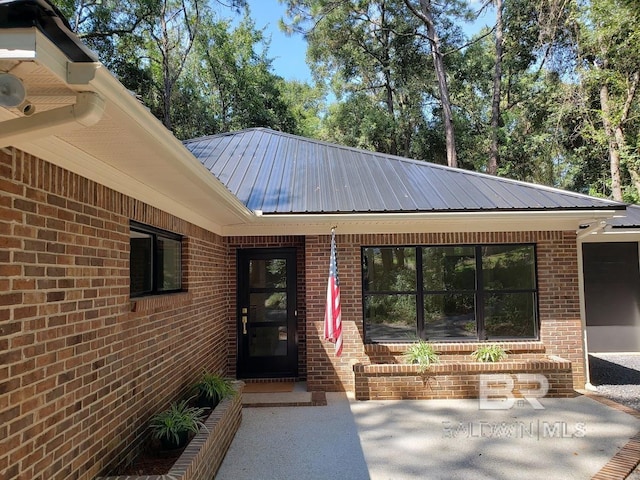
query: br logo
[{"left": 479, "top": 374, "right": 549, "bottom": 410}]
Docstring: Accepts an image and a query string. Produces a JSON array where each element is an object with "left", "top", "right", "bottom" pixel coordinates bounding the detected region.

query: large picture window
[
  {"left": 130, "top": 221, "right": 183, "bottom": 297},
  {"left": 363, "top": 244, "right": 538, "bottom": 342}
]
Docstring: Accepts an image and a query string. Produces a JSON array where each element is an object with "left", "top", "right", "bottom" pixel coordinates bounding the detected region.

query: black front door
[{"left": 237, "top": 248, "right": 298, "bottom": 378}]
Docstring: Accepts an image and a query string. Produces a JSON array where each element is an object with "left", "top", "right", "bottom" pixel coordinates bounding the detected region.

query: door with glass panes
[{"left": 237, "top": 249, "right": 298, "bottom": 378}]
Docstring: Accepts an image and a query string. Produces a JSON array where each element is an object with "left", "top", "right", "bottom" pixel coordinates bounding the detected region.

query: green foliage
[
  {"left": 52, "top": 0, "right": 317, "bottom": 139},
  {"left": 149, "top": 399, "right": 206, "bottom": 448},
  {"left": 51, "top": 0, "right": 640, "bottom": 199},
  {"left": 283, "top": 0, "right": 470, "bottom": 159},
  {"left": 471, "top": 344, "right": 508, "bottom": 363},
  {"left": 193, "top": 372, "right": 235, "bottom": 406},
  {"left": 403, "top": 340, "right": 440, "bottom": 373}
]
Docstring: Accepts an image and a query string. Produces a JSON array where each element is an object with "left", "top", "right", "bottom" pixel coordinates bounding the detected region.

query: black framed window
[
  {"left": 130, "top": 221, "right": 183, "bottom": 297},
  {"left": 362, "top": 247, "right": 417, "bottom": 341},
  {"left": 363, "top": 244, "right": 538, "bottom": 342}
]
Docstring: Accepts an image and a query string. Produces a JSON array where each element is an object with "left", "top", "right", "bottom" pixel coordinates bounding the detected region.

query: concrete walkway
[{"left": 216, "top": 392, "right": 640, "bottom": 480}]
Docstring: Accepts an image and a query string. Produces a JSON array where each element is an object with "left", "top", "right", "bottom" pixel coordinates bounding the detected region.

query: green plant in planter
[
  {"left": 149, "top": 399, "right": 206, "bottom": 450},
  {"left": 193, "top": 372, "right": 236, "bottom": 409},
  {"left": 404, "top": 340, "right": 439, "bottom": 373},
  {"left": 471, "top": 344, "right": 508, "bottom": 362}
]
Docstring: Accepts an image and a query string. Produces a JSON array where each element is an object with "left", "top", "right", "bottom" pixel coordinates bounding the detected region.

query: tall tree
[
  {"left": 191, "top": 13, "right": 319, "bottom": 136},
  {"left": 403, "top": 0, "right": 469, "bottom": 168},
  {"left": 282, "top": 0, "right": 431, "bottom": 157},
  {"left": 576, "top": 0, "right": 640, "bottom": 200},
  {"left": 147, "top": 0, "right": 202, "bottom": 130},
  {"left": 56, "top": 0, "right": 247, "bottom": 131},
  {"left": 487, "top": 0, "right": 503, "bottom": 176}
]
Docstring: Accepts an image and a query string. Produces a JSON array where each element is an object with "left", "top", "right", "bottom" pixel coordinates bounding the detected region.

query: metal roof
[
  {"left": 184, "top": 128, "right": 625, "bottom": 215},
  {"left": 607, "top": 205, "right": 640, "bottom": 228}
]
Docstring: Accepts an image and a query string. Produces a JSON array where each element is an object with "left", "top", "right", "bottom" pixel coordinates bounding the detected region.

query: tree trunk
[
  {"left": 599, "top": 82, "right": 623, "bottom": 201},
  {"left": 629, "top": 169, "right": 640, "bottom": 197},
  {"left": 488, "top": 0, "right": 503, "bottom": 176},
  {"left": 380, "top": 3, "right": 398, "bottom": 156},
  {"left": 411, "top": 0, "right": 458, "bottom": 168},
  {"left": 160, "top": 0, "right": 173, "bottom": 131}
]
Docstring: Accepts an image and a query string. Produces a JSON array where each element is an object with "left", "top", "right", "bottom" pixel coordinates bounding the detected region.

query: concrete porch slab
[{"left": 218, "top": 392, "right": 640, "bottom": 480}]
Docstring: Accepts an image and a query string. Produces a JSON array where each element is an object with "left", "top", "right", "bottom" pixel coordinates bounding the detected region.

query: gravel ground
[
  {"left": 589, "top": 354, "right": 640, "bottom": 479},
  {"left": 589, "top": 354, "right": 640, "bottom": 412}
]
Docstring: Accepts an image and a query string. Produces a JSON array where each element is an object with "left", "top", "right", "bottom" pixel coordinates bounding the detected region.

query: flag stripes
[{"left": 324, "top": 228, "right": 343, "bottom": 357}]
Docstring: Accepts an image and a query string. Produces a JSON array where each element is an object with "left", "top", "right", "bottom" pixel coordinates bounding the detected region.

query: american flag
[{"left": 324, "top": 228, "right": 343, "bottom": 357}]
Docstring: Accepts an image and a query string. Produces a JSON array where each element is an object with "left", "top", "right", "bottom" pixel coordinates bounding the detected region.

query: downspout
[{"left": 0, "top": 91, "right": 105, "bottom": 148}]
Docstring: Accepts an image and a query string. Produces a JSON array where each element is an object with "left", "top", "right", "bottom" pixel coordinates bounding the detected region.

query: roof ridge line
[
  {"left": 183, "top": 127, "right": 269, "bottom": 144},
  {"left": 187, "top": 128, "right": 625, "bottom": 207}
]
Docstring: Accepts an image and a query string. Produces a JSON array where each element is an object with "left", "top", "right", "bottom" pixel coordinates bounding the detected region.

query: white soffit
[
  {"left": 223, "top": 210, "right": 619, "bottom": 236},
  {"left": 1, "top": 28, "right": 252, "bottom": 235}
]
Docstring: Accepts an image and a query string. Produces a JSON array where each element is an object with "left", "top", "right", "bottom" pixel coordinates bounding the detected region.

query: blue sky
[
  {"left": 247, "top": 0, "right": 312, "bottom": 82},
  {"left": 244, "top": 0, "right": 494, "bottom": 84}
]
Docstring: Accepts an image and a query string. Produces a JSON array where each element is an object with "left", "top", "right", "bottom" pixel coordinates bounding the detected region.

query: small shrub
[
  {"left": 471, "top": 344, "right": 508, "bottom": 363},
  {"left": 149, "top": 399, "right": 206, "bottom": 450},
  {"left": 193, "top": 372, "right": 235, "bottom": 408},
  {"left": 404, "top": 340, "right": 439, "bottom": 373}
]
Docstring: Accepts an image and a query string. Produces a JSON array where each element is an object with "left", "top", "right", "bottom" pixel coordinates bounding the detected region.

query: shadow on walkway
[{"left": 217, "top": 392, "right": 640, "bottom": 480}]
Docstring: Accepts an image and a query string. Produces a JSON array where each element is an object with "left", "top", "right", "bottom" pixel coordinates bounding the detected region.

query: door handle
[{"left": 242, "top": 315, "right": 248, "bottom": 335}]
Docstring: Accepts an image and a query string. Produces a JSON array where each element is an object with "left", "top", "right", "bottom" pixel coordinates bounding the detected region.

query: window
[
  {"left": 363, "top": 244, "right": 538, "bottom": 342},
  {"left": 130, "top": 221, "right": 183, "bottom": 297}
]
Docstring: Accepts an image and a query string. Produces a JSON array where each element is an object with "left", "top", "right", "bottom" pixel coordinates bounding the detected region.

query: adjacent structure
[{"left": 0, "top": 1, "right": 636, "bottom": 478}]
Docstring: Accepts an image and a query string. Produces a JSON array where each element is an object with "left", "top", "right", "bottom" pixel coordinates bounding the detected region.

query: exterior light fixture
[
  {"left": 0, "top": 73, "right": 34, "bottom": 116},
  {"left": 0, "top": 73, "right": 26, "bottom": 107}
]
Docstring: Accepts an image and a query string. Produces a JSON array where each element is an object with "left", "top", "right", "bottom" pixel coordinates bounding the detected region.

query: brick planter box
[
  {"left": 98, "top": 381, "right": 244, "bottom": 480},
  {"left": 353, "top": 357, "right": 574, "bottom": 401}
]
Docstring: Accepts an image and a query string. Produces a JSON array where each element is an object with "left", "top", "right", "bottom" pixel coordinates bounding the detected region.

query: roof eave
[
  {"left": 223, "top": 209, "right": 621, "bottom": 236},
  {"left": 0, "top": 26, "right": 254, "bottom": 234}
]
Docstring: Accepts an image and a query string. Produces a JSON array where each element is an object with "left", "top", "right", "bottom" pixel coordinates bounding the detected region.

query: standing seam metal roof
[{"left": 184, "top": 128, "right": 625, "bottom": 215}]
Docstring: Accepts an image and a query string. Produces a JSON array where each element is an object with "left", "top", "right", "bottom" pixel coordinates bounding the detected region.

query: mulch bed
[
  {"left": 116, "top": 446, "right": 185, "bottom": 475},
  {"left": 113, "top": 407, "right": 213, "bottom": 476}
]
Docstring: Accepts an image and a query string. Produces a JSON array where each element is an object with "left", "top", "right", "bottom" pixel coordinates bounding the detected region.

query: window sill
[
  {"left": 130, "top": 291, "right": 192, "bottom": 313},
  {"left": 365, "top": 340, "right": 545, "bottom": 356}
]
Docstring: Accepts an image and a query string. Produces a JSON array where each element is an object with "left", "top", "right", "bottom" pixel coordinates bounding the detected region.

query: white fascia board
[
  {"left": 580, "top": 230, "right": 640, "bottom": 242},
  {"left": 2, "top": 28, "right": 253, "bottom": 232},
  {"left": 0, "top": 28, "right": 67, "bottom": 79},
  {"left": 0, "top": 29, "right": 37, "bottom": 60},
  {"left": 87, "top": 67, "right": 254, "bottom": 223},
  {"left": 223, "top": 210, "right": 620, "bottom": 236},
  {"left": 17, "top": 138, "right": 224, "bottom": 234}
]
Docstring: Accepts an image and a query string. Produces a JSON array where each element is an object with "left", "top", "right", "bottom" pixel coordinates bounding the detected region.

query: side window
[{"left": 130, "top": 222, "right": 182, "bottom": 297}]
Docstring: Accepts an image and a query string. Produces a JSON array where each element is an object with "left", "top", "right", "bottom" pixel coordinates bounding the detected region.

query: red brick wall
[
  {"left": 0, "top": 148, "right": 231, "bottom": 479},
  {"left": 305, "top": 232, "right": 586, "bottom": 392},
  {"left": 353, "top": 361, "right": 576, "bottom": 400}
]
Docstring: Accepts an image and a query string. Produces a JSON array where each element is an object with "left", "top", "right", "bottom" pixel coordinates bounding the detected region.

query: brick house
[{"left": 0, "top": 1, "right": 632, "bottom": 479}]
